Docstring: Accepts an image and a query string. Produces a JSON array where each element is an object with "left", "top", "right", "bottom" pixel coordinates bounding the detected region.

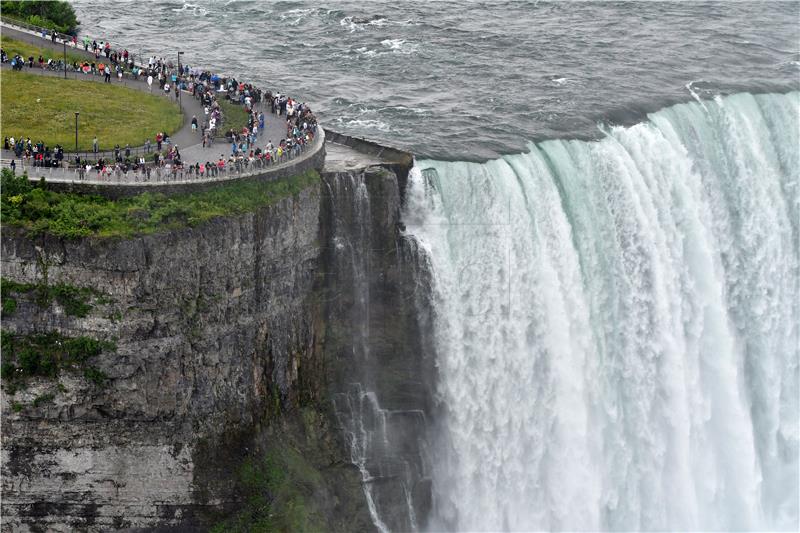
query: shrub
[
  {"left": 1, "top": 331, "right": 115, "bottom": 393},
  {"left": 1, "top": 168, "right": 320, "bottom": 239}
]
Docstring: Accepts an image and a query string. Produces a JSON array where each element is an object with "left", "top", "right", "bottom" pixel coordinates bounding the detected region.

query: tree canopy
[{"left": 1, "top": 1, "right": 79, "bottom": 34}]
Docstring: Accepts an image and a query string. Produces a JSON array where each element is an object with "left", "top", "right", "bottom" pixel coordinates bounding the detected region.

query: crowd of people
[
  {"left": 1, "top": 22, "right": 321, "bottom": 180},
  {"left": 3, "top": 137, "right": 65, "bottom": 167}
]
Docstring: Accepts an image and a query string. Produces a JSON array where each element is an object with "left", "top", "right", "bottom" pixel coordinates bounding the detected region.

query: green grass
[
  {"left": 218, "top": 98, "right": 250, "bottom": 134},
  {"left": 1, "top": 168, "right": 321, "bottom": 239},
  {"left": 1, "top": 70, "right": 182, "bottom": 151},
  {"left": 1, "top": 35, "right": 88, "bottom": 66}
]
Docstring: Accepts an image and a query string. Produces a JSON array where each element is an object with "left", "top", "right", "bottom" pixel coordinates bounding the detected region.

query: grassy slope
[
  {"left": 0, "top": 169, "right": 320, "bottom": 239},
  {"left": 1, "top": 35, "right": 87, "bottom": 66},
  {"left": 218, "top": 98, "right": 250, "bottom": 134},
  {"left": 1, "top": 71, "right": 182, "bottom": 151}
]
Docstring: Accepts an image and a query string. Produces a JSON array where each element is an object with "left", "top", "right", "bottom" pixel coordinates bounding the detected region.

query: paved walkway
[
  {"left": 1, "top": 128, "right": 324, "bottom": 185},
  {"left": 1, "top": 22, "right": 286, "bottom": 166}
]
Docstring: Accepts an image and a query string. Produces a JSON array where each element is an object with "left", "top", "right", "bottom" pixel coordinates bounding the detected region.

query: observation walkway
[{"left": 0, "top": 20, "right": 413, "bottom": 196}]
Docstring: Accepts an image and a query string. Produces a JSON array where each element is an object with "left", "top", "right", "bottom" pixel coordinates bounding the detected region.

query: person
[
  {"left": 145, "top": 138, "right": 151, "bottom": 153},
  {"left": 9, "top": 159, "right": 16, "bottom": 174},
  {"left": 191, "top": 115, "right": 198, "bottom": 133},
  {"left": 93, "top": 136, "right": 99, "bottom": 153},
  {"left": 104, "top": 65, "right": 111, "bottom": 83},
  {"left": 156, "top": 132, "right": 163, "bottom": 151},
  {"left": 147, "top": 74, "right": 153, "bottom": 92}
]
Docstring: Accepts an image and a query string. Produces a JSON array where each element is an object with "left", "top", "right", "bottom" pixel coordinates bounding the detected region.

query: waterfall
[
  {"left": 323, "top": 170, "right": 433, "bottom": 532},
  {"left": 403, "top": 92, "right": 799, "bottom": 531}
]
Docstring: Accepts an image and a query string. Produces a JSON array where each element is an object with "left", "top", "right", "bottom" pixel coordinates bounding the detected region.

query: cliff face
[
  {"left": 319, "top": 168, "right": 435, "bottom": 532},
  {"left": 1, "top": 165, "right": 427, "bottom": 532},
  {"left": 1, "top": 184, "right": 344, "bottom": 531}
]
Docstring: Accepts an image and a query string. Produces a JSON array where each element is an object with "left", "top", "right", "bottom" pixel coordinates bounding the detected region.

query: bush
[
  {"left": 2, "top": 296, "right": 17, "bottom": 317},
  {"left": 33, "top": 392, "right": 55, "bottom": 407},
  {"left": 1, "top": 277, "right": 105, "bottom": 318},
  {"left": 1, "top": 1, "right": 80, "bottom": 34},
  {"left": 83, "top": 367, "right": 108, "bottom": 386},
  {"left": 1, "top": 331, "right": 115, "bottom": 393},
  {"left": 1, "top": 169, "right": 321, "bottom": 239}
]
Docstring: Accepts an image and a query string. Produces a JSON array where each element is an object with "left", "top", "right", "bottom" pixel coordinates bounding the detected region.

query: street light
[
  {"left": 74, "top": 112, "right": 79, "bottom": 152},
  {"left": 177, "top": 51, "right": 184, "bottom": 107},
  {"left": 62, "top": 36, "right": 67, "bottom": 79}
]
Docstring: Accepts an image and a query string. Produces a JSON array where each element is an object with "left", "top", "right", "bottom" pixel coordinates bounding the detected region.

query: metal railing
[
  {"left": 2, "top": 17, "right": 311, "bottom": 166},
  {"left": 0, "top": 128, "right": 324, "bottom": 186}
]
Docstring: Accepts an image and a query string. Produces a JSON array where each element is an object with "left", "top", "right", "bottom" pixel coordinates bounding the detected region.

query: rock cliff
[{"left": 1, "top": 164, "right": 428, "bottom": 532}]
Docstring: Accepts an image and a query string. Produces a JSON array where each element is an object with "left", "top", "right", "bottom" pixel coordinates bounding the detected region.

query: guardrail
[
  {"left": 0, "top": 15, "right": 66, "bottom": 36},
  {"left": 0, "top": 128, "right": 326, "bottom": 198}
]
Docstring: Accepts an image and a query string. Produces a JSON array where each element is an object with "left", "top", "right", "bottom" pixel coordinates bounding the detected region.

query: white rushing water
[{"left": 403, "top": 92, "right": 799, "bottom": 531}]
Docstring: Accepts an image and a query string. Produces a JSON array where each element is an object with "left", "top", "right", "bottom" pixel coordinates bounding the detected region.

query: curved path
[{"left": 0, "top": 22, "right": 286, "bottom": 166}]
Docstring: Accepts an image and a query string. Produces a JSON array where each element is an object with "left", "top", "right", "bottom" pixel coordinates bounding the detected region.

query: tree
[{"left": 1, "top": 1, "right": 79, "bottom": 34}]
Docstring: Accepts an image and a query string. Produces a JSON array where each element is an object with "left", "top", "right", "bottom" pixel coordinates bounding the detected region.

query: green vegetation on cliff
[
  {"left": 210, "top": 408, "right": 370, "bottom": 533},
  {"left": 1, "top": 330, "right": 115, "bottom": 394},
  {"left": 1, "top": 70, "right": 182, "bottom": 151},
  {"left": 1, "top": 277, "right": 108, "bottom": 318},
  {"left": 0, "top": 169, "right": 321, "bottom": 238},
  {"left": 1, "top": 1, "right": 79, "bottom": 34}
]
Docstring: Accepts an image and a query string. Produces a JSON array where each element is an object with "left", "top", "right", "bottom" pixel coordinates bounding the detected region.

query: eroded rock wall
[
  {"left": 0, "top": 164, "right": 424, "bottom": 532},
  {"left": 1, "top": 186, "right": 329, "bottom": 531}
]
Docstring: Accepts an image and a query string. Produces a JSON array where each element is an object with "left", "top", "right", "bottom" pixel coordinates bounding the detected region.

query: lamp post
[
  {"left": 74, "top": 112, "right": 79, "bottom": 152},
  {"left": 62, "top": 36, "right": 67, "bottom": 79},
  {"left": 177, "top": 51, "right": 184, "bottom": 107}
]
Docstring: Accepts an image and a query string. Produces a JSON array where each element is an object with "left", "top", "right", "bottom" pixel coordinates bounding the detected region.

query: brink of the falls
[{"left": 402, "top": 91, "right": 799, "bottom": 532}]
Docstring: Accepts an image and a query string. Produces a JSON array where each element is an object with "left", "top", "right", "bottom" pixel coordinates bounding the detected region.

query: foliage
[
  {"left": 32, "top": 392, "right": 55, "bottom": 407},
  {"left": 1, "top": 331, "right": 115, "bottom": 393},
  {"left": 1, "top": 165, "right": 33, "bottom": 196},
  {"left": 1, "top": 277, "right": 105, "bottom": 318},
  {"left": 210, "top": 425, "right": 326, "bottom": 533},
  {"left": 1, "top": 168, "right": 321, "bottom": 239},
  {"left": 2, "top": 296, "right": 17, "bottom": 317},
  {"left": 1, "top": 1, "right": 79, "bottom": 34},
  {"left": 1, "top": 69, "right": 182, "bottom": 151},
  {"left": 83, "top": 366, "right": 108, "bottom": 386}
]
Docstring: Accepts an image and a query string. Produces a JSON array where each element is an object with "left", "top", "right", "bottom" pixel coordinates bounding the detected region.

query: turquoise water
[{"left": 404, "top": 91, "right": 799, "bottom": 530}]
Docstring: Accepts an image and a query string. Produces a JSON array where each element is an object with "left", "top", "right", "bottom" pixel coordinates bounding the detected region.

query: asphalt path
[{"left": 1, "top": 22, "right": 286, "bottom": 165}]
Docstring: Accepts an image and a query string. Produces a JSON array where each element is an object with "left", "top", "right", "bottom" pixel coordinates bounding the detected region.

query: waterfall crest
[{"left": 403, "top": 92, "right": 800, "bottom": 531}]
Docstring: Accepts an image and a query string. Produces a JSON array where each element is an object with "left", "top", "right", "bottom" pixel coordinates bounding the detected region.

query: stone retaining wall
[{"left": 34, "top": 129, "right": 326, "bottom": 199}]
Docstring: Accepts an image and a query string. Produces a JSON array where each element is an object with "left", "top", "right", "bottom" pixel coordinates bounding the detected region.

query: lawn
[
  {"left": 1, "top": 70, "right": 182, "bottom": 151},
  {"left": 1, "top": 35, "right": 88, "bottom": 66},
  {"left": 1, "top": 168, "right": 321, "bottom": 239},
  {"left": 217, "top": 97, "right": 250, "bottom": 134}
]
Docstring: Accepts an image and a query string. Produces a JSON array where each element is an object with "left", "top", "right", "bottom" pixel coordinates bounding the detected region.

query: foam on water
[{"left": 71, "top": 0, "right": 800, "bottom": 160}]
